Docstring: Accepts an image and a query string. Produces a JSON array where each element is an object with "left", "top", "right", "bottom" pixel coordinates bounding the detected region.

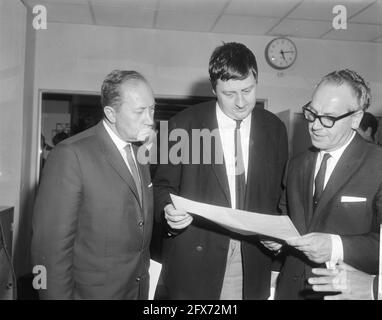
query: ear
[
  {"left": 351, "top": 110, "right": 363, "bottom": 130},
  {"left": 365, "top": 127, "right": 372, "bottom": 138},
  {"left": 103, "top": 106, "right": 116, "bottom": 123}
]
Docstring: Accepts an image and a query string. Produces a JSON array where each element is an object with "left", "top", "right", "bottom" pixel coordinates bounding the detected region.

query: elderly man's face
[
  {"left": 308, "top": 82, "right": 363, "bottom": 152},
  {"left": 114, "top": 81, "right": 155, "bottom": 142},
  {"left": 213, "top": 73, "right": 257, "bottom": 121}
]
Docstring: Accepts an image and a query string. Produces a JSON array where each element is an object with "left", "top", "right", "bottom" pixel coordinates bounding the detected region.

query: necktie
[
  {"left": 235, "top": 120, "right": 246, "bottom": 210},
  {"left": 313, "top": 153, "right": 331, "bottom": 210},
  {"left": 124, "top": 144, "right": 142, "bottom": 205}
]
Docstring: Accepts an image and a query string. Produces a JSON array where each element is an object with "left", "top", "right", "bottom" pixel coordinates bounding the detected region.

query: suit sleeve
[
  {"left": 31, "top": 144, "right": 82, "bottom": 299},
  {"left": 277, "top": 122, "right": 289, "bottom": 215},
  {"left": 341, "top": 182, "right": 382, "bottom": 275},
  {"left": 153, "top": 118, "right": 183, "bottom": 225},
  {"left": 272, "top": 121, "right": 289, "bottom": 272}
]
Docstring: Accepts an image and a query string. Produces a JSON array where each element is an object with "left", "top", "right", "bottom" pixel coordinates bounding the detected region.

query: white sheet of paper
[
  {"left": 148, "top": 259, "right": 162, "bottom": 300},
  {"left": 170, "top": 194, "right": 300, "bottom": 241}
]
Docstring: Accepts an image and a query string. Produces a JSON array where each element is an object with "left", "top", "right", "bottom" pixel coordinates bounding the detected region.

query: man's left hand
[
  {"left": 286, "top": 232, "right": 332, "bottom": 263},
  {"left": 308, "top": 261, "right": 375, "bottom": 300}
]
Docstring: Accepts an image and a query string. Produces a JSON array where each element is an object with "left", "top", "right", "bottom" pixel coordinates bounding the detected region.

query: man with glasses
[{"left": 262, "top": 69, "right": 382, "bottom": 299}]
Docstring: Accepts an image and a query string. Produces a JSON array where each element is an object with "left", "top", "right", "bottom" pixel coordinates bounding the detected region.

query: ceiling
[{"left": 22, "top": 0, "right": 382, "bottom": 43}]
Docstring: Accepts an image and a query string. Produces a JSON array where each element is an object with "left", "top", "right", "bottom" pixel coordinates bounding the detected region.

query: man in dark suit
[
  {"left": 153, "top": 42, "right": 288, "bottom": 299},
  {"left": 31, "top": 70, "right": 156, "bottom": 299},
  {"left": 263, "top": 69, "right": 382, "bottom": 300}
]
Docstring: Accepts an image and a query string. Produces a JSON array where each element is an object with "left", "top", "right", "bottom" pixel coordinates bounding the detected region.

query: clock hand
[
  {"left": 280, "top": 49, "right": 287, "bottom": 62},
  {"left": 282, "top": 50, "right": 295, "bottom": 54}
]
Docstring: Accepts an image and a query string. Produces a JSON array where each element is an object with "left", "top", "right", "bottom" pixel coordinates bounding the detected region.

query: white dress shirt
[
  {"left": 103, "top": 120, "right": 139, "bottom": 180},
  {"left": 313, "top": 131, "right": 356, "bottom": 268},
  {"left": 216, "top": 103, "right": 251, "bottom": 209}
]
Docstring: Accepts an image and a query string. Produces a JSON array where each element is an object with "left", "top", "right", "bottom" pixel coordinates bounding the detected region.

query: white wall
[
  {"left": 0, "top": 0, "right": 26, "bottom": 266},
  {"left": 33, "top": 23, "right": 382, "bottom": 117}
]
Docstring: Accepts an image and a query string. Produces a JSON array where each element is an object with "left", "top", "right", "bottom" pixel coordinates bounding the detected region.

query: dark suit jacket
[
  {"left": 0, "top": 216, "right": 15, "bottom": 300},
  {"left": 153, "top": 101, "right": 288, "bottom": 299},
  {"left": 276, "top": 134, "right": 382, "bottom": 300},
  {"left": 31, "top": 121, "right": 153, "bottom": 299}
]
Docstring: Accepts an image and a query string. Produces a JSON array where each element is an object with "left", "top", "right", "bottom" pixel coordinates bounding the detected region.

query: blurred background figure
[
  {"left": 52, "top": 131, "right": 69, "bottom": 146},
  {"left": 357, "top": 112, "right": 379, "bottom": 143}
]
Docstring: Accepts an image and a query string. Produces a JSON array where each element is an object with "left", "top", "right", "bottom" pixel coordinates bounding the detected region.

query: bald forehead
[
  {"left": 119, "top": 79, "right": 154, "bottom": 106},
  {"left": 121, "top": 78, "right": 152, "bottom": 93},
  {"left": 312, "top": 82, "right": 359, "bottom": 114},
  {"left": 314, "top": 81, "right": 357, "bottom": 104}
]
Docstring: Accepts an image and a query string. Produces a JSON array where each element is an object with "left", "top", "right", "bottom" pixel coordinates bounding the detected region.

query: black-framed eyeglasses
[{"left": 302, "top": 103, "right": 357, "bottom": 128}]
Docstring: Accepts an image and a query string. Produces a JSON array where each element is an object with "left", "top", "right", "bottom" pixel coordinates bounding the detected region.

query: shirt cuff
[{"left": 325, "top": 234, "right": 343, "bottom": 269}]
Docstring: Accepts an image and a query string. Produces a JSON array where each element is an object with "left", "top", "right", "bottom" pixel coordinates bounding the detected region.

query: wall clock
[{"left": 265, "top": 37, "right": 297, "bottom": 70}]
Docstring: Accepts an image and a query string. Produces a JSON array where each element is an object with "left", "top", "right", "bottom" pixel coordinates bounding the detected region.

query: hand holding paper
[
  {"left": 164, "top": 203, "right": 193, "bottom": 229},
  {"left": 170, "top": 194, "right": 300, "bottom": 241},
  {"left": 260, "top": 240, "right": 283, "bottom": 252},
  {"left": 286, "top": 232, "right": 332, "bottom": 263}
]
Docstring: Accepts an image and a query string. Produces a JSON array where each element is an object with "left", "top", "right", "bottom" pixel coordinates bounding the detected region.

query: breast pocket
[{"left": 332, "top": 201, "right": 370, "bottom": 233}]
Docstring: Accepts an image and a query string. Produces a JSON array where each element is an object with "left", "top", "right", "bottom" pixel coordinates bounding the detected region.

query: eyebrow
[
  {"left": 242, "top": 85, "right": 255, "bottom": 91},
  {"left": 307, "top": 105, "right": 337, "bottom": 117},
  {"left": 223, "top": 85, "right": 255, "bottom": 94}
]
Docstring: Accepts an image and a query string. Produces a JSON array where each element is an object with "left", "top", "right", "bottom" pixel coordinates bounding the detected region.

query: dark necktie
[
  {"left": 313, "top": 153, "right": 331, "bottom": 210},
  {"left": 125, "top": 144, "right": 142, "bottom": 206},
  {"left": 235, "top": 120, "right": 246, "bottom": 210}
]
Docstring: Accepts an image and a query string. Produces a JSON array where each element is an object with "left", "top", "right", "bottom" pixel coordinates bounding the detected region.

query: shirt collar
[
  {"left": 215, "top": 102, "right": 251, "bottom": 129},
  {"left": 103, "top": 120, "right": 129, "bottom": 151},
  {"left": 320, "top": 130, "right": 356, "bottom": 162}
]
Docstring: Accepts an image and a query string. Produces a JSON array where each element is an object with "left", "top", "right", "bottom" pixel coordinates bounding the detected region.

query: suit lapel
[
  {"left": 303, "top": 151, "right": 317, "bottom": 230},
  {"left": 136, "top": 159, "right": 151, "bottom": 219},
  {"left": 202, "top": 103, "right": 231, "bottom": 207},
  {"left": 245, "top": 109, "right": 263, "bottom": 209},
  {"left": 96, "top": 122, "right": 141, "bottom": 206},
  {"left": 308, "top": 135, "right": 366, "bottom": 231}
]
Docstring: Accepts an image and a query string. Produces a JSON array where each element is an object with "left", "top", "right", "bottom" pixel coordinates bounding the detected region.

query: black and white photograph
[{"left": 0, "top": 0, "right": 381, "bottom": 308}]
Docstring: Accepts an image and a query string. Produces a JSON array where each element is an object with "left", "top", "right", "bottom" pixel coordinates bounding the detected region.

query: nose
[
  {"left": 311, "top": 117, "right": 322, "bottom": 130},
  {"left": 145, "top": 108, "right": 154, "bottom": 126},
  {"left": 235, "top": 94, "right": 247, "bottom": 108}
]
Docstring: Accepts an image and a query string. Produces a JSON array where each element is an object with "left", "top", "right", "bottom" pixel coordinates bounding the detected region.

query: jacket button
[
  {"left": 196, "top": 246, "right": 203, "bottom": 252},
  {"left": 138, "top": 221, "right": 144, "bottom": 227},
  {"left": 136, "top": 277, "right": 141, "bottom": 282},
  {"left": 6, "top": 283, "right": 12, "bottom": 289}
]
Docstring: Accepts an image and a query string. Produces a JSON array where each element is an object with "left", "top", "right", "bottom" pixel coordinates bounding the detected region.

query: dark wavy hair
[{"left": 209, "top": 42, "right": 258, "bottom": 90}]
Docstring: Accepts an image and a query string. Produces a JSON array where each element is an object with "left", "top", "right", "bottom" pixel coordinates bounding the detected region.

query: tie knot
[
  {"left": 124, "top": 143, "right": 132, "bottom": 152},
  {"left": 235, "top": 120, "right": 242, "bottom": 129},
  {"left": 322, "top": 153, "right": 331, "bottom": 163}
]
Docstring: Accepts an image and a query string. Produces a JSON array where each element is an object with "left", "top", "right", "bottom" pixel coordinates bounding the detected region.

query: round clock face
[{"left": 265, "top": 37, "right": 297, "bottom": 70}]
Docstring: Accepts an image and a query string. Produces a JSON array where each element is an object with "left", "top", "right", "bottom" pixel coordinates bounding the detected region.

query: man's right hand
[
  {"left": 260, "top": 240, "right": 283, "bottom": 252},
  {"left": 164, "top": 204, "right": 193, "bottom": 229}
]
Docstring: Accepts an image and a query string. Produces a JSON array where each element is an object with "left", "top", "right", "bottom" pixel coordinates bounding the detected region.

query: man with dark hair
[
  {"left": 263, "top": 69, "right": 382, "bottom": 299},
  {"left": 154, "top": 42, "right": 288, "bottom": 299},
  {"left": 357, "top": 112, "right": 379, "bottom": 143},
  {"left": 32, "top": 70, "right": 156, "bottom": 299}
]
